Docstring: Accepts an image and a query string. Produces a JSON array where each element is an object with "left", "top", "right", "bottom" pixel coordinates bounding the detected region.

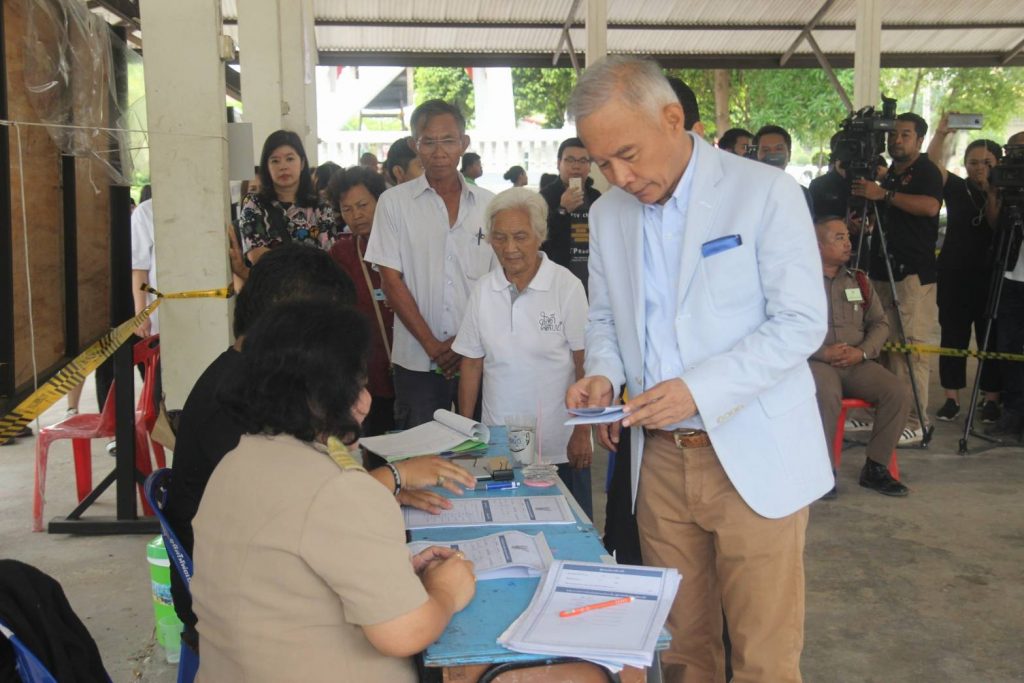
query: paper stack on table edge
[
  {"left": 359, "top": 409, "right": 489, "bottom": 461},
  {"left": 403, "top": 496, "right": 576, "bottom": 530},
  {"left": 407, "top": 531, "right": 554, "bottom": 580},
  {"left": 498, "top": 560, "right": 681, "bottom": 672}
]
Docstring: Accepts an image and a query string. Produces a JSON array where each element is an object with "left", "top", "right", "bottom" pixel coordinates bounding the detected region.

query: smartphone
[
  {"left": 948, "top": 113, "right": 984, "bottom": 130},
  {"left": 569, "top": 177, "right": 582, "bottom": 192}
]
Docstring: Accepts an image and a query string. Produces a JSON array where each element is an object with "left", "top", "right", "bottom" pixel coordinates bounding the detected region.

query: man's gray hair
[
  {"left": 485, "top": 188, "right": 549, "bottom": 242},
  {"left": 567, "top": 56, "right": 677, "bottom": 124}
]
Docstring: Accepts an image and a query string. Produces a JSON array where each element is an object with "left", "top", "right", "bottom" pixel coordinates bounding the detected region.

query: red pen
[{"left": 559, "top": 595, "right": 633, "bottom": 618}]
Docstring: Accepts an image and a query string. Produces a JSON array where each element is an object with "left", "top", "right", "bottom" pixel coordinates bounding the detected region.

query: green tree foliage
[
  {"left": 882, "top": 67, "right": 1024, "bottom": 138},
  {"left": 412, "top": 67, "right": 475, "bottom": 124},
  {"left": 510, "top": 68, "right": 577, "bottom": 128}
]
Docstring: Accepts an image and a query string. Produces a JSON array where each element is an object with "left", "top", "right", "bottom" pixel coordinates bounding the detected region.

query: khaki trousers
[
  {"left": 809, "top": 359, "right": 911, "bottom": 465},
  {"left": 872, "top": 275, "right": 938, "bottom": 429},
  {"left": 636, "top": 437, "right": 808, "bottom": 683}
]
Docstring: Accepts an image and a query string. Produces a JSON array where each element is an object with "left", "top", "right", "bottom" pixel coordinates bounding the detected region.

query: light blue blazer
[{"left": 585, "top": 135, "right": 833, "bottom": 519}]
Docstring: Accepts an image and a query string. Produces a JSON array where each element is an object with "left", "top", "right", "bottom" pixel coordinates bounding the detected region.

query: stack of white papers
[
  {"left": 359, "top": 409, "right": 490, "bottom": 461},
  {"left": 498, "top": 560, "right": 681, "bottom": 672},
  {"left": 403, "top": 496, "right": 576, "bottom": 530},
  {"left": 407, "top": 531, "right": 554, "bottom": 580}
]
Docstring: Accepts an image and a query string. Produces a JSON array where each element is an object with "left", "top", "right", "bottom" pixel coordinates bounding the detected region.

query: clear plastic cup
[{"left": 158, "top": 615, "right": 182, "bottom": 664}]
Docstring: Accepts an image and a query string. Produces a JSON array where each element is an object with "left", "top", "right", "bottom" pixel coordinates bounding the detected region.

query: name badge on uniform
[
  {"left": 845, "top": 288, "right": 864, "bottom": 303},
  {"left": 372, "top": 288, "right": 386, "bottom": 302}
]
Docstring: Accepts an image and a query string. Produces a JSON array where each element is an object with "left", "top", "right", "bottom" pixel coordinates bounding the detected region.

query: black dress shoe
[
  {"left": 985, "top": 411, "right": 1023, "bottom": 439},
  {"left": 859, "top": 459, "right": 909, "bottom": 497}
]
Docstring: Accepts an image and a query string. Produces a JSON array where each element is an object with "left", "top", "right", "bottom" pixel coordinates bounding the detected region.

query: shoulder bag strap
[{"left": 356, "top": 238, "right": 392, "bottom": 363}]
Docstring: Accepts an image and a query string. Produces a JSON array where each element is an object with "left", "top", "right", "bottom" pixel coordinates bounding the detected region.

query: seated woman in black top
[
  {"left": 927, "top": 118, "right": 1003, "bottom": 422},
  {"left": 239, "top": 130, "right": 339, "bottom": 264}
]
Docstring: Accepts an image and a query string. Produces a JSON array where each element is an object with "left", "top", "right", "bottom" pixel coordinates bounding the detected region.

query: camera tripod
[
  {"left": 958, "top": 201, "right": 1023, "bottom": 454},
  {"left": 847, "top": 194, "right": 935, "bottom": 449}
]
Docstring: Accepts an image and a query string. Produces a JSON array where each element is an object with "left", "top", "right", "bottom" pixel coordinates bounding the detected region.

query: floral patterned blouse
[{"left": 238, "top": 192, "right": 340, "bottom": 256}]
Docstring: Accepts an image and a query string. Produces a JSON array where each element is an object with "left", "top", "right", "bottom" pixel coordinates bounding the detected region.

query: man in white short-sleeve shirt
[
  {"left": 364, "top": 100, "right": 496, "bottom": 428},
  {"left": 131, "top": 196, "right": 158, "bottom": 335}
]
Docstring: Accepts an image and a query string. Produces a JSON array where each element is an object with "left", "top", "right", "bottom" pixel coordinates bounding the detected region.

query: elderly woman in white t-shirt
[{"left": 453, "top": 188, "right": 594, "bottom": 517}]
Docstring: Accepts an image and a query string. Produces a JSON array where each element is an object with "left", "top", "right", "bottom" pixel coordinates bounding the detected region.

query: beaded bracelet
[{"left": 384, "top": 462, "right": 402, "bottom": 496}]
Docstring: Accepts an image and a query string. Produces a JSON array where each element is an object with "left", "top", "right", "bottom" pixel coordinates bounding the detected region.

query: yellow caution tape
[
  {"left": 0, "top": 284, "right": 231, "bottom": 444},
  {"left": 882, "top": 342, "right": 1024, "bottom": 363}
]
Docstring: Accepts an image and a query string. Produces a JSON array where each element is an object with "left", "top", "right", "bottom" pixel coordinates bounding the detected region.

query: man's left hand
[
  {"left": 622, "top": 378, "right": 697, "bottom": 430},
  {"left": 831, "top": 346, "right": 865, "bottom": 368},
  {"left": 851, "top": 178, "right": 886, "bottom": 201}
]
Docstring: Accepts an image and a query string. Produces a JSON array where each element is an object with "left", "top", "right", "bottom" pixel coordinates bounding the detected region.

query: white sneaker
[
  {"left": 844, "top": 418, "right": 873, "bottom": 433},
  {"left": 898, "top": 427, "right": 922, "bottom": 446},
  {"left": 64, "top": 408, "right": 78, "bottom": 419}
]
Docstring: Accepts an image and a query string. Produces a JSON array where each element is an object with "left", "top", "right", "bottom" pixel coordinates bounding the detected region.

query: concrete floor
[{"left": 1, "top": 366, "right": 1022, "bottom": 682}]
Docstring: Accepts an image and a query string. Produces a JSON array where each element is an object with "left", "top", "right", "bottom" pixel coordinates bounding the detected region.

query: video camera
[
  {"left": 991, "top": 144, "right": 1024, "bottom": 205},
  {"left": 832, "top": 96, "right": 898, "bottom": 181}
]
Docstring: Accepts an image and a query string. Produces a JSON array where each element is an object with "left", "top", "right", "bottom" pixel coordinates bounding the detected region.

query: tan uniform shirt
[
  {"left": 192, "top": 434, "right": 426, "bottom": 683},
  {"left": 812, "top": 269, "right": 889, "bottom": 361}
]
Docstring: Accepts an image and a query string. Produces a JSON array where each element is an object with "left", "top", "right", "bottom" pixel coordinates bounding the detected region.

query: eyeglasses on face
[
  {"left": 562, "top": 155, "right": 591, "bottom": 165},
  {"left": 416, "top": 137, "right": 462, "bottom": 152}
]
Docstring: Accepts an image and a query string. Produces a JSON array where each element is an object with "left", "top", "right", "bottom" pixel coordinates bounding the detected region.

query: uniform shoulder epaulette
[{"left": 326, "top": 436, "right": 365, "bottom": 472}]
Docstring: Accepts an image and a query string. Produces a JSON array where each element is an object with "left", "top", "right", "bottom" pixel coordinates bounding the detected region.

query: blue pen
[{"left": 479, "top": 481, "right": 520, "bottom": 491}]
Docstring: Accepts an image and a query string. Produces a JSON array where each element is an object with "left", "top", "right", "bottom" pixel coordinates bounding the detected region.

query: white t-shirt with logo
[{"left": 453, "top": 254, "right": 587, "bottom": 464}]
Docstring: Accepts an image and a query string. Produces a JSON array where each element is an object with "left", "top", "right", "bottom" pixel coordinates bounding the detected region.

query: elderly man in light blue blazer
[{"left": 566, "top": 57, "right": 833, "bottom": 683}]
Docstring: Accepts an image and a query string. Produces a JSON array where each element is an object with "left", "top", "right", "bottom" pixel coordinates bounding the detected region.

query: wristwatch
[
  {"left": 862, "top": 350, "right": 868, "bottom": 361},
  {"left": 884, "top": 189, "right": 895, "bottom": 205},
  {"left": 558, "top": 206, "right": 568, "bottom": 216}
]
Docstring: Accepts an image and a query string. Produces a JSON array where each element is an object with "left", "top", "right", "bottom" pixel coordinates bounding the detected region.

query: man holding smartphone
[{"left": 540, "top": 137, "right": 602, "bottom": 292}]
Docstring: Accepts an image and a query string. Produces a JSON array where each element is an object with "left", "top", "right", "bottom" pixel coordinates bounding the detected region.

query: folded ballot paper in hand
[
  {"left": 564, "top": 405, "right": 626, "bottom": 426},
  {"left": 498, "top": 560, "right": 681, "bottom": 672},
  {"left": 359, "top": 409, "right": 489, "bottom": 462},
  {"left": 407, "top": 531, "right": 554, "bottom": 581}
]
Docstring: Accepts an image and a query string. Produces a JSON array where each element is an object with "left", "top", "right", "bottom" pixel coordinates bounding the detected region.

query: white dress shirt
[
  {"left": 453, "top": 254, "right": 588, "bottom": 464},
  {"left": 130, "top": 199, "right": 158, "bottom": 334},
  {"left": 364, "top": 174, "right": 496, "bottom": 371}
]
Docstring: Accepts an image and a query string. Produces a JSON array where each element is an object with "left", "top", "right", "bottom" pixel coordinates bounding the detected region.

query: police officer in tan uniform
[{"left": 810, "top": 216, "right": 911, "bottom": 497}]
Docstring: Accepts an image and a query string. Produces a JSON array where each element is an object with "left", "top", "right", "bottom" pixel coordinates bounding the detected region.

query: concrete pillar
[
  {"left": 139, "top": 0, "right": 232, "bottom": 407},
  {"left": 237, "top": 0, "right": 319, "bottom": 163},
  {"left": 585, "top": 0, "right": 608, "bottom": 67},
  {"left": 853, "top": 0, "right": 882, "bottom": 108}
]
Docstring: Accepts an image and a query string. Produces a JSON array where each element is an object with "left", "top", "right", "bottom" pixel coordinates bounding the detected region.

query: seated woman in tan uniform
[{"left": 191, "top": 302, "right": 476, "bottom": 682}]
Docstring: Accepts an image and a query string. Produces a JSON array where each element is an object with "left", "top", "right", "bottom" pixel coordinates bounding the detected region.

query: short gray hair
[
  {"left": 485, "top": 188, "right": 549, "bottom": 242},
  {"left": 567, "top": 56, "right": 677, "bottom": 125}
]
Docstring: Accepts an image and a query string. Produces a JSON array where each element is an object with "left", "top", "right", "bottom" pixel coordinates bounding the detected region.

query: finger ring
[
  {"left": 455, "top": 551, "right": 465, "bottom": 560},
  {"left": 436, "top": 475, "right": 446, "bottom": 487}
]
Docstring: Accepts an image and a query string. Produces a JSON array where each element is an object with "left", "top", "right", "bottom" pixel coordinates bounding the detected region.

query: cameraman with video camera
[
  {"left": 988, "top": 131, "right": 1024, "bottom": 439},
  {"left": 851, "top": 113, "right": 944, "bottom": 444},
  {"left": 927, "top": 114, "right": 1004, "bottom": 423}
]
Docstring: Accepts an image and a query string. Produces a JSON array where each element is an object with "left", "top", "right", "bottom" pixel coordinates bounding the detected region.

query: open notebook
[{"left": 359, "top": 409, "right": 490, "bottom": 462}]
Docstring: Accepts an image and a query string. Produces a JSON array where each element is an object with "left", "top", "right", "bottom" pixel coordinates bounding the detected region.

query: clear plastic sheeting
[{"left": 21, "top": 0, "right": 146, "bottom": 186}]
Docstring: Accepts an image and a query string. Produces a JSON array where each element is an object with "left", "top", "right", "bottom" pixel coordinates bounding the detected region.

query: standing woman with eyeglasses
[
  {"left": 927, "top": 115, "right": 1003, "bottom": 423},
  {"left": 539, "top": 138, "right": 601, "bottom": 293},
  {"left": 239, "top": 130, "right": 340, "bottom": 265}
]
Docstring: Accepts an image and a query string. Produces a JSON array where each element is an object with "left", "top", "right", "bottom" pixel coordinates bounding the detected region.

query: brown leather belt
[{"left": 646, "top": 428, "right": 712, "bottom": 449}]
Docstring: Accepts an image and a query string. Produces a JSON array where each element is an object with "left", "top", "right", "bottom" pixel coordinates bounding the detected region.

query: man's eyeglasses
[
  {"left": 562, "top": 155, "right": 591, "bottom": 166},
  {"left": 416, "top": 137, "right": 462, "bottom": 152}
]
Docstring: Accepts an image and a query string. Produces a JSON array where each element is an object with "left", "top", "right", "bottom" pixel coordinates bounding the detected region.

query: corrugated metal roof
[{"left": 189, "top": 1, "right": 1024, "bottom": 68}]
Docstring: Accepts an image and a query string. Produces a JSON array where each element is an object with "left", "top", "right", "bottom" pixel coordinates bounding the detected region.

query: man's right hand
[
  {"left": 566, "top": 375, "right": 620, "bottom": 451},
  {"left": 421, "top": 555, "right": 476, "bottom": 613},
  {"left": 821, "top": 343, "right": 849, "bottom": 364},
  {"left": 428, "top": 338, "right": 462, "bottom": 378},
  {"left": 560, "top": 187, "right": 584, "bottom": 213}
]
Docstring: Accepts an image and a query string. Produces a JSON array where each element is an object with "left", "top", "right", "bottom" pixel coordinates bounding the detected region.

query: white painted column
[
  {"left": 853, "top": 0, "right": 882, "bottom": 108},
  {"left": 237, "top": 0, "right": 319, "bottom": 163},
  {"left": 139, "top": 0, "right": 232, "bottom": 407},
  {"left": 585, "top": 0, "right": 608, "bottom": 67}
]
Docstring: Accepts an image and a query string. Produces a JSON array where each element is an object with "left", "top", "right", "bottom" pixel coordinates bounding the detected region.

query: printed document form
[
  {"left": 499, "top": 560, "right": 681, "bottom": 671},
  {"left": 403, "top": 496, "right": 575, "bottom": 530},
  {"left": 407, "top": 531, "right": 554, "bottom": 580}
]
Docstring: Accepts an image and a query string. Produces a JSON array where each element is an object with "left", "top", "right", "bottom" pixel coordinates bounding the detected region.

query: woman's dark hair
[
  {"left": 233, "top": 244, "right": 355, "bottom": 338},
  {"left": 315, "top": 161, "right": 341, "bottom": 195},
  {"left": 964, "top": 139, "right": 1002, "bottom": 164},
  {"left": 503, "top": 165, "right": 526, "bottom": 184},
  {"left": 140, "top": 184, "right": 152, "bottom": 203},
  {"left": 257, "top": 130, "right": 317, "bottom": 207},
  {"left": 327, "top": 166, "right": 388, "bottom": 212},
  {"left": 385, "top": 137, "right": 417, "bottom": 184},
  {"left": 225, "top": 301, "right": 370, "bottom": 444}
]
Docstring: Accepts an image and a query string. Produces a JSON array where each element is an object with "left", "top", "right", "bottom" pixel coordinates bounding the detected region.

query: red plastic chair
[
  {"left": 32, "top": 336, "right": 165, "bottom": 532},
  {"left": 833, "top": 398, "right": 900, "bottom": 479}
]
